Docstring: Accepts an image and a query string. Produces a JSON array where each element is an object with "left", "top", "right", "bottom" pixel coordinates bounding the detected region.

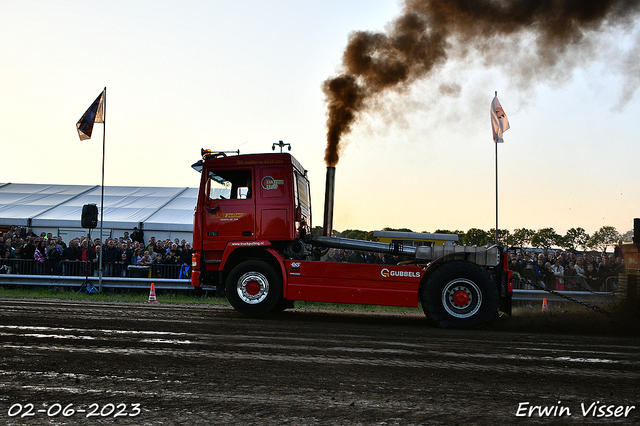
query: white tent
[{"left": 0, "top": 183, "right": 196, "bottom": 240}]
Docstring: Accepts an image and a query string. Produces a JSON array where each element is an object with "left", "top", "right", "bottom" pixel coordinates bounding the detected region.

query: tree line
[{"left": 312, "top": 225, "right": 631, "bottom": 253}]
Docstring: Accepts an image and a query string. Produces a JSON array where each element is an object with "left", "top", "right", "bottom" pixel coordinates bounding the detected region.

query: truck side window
[
  {"left": 207, "top": 170, "right": 252, "bottom": 200},
  {"left": 296, "top": 173, "right": 310, "bottom": 212}
]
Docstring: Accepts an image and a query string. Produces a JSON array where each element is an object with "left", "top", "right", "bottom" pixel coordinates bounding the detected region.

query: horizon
[{"left": 2, "top": 1, "right": 639, "bottom": 238}]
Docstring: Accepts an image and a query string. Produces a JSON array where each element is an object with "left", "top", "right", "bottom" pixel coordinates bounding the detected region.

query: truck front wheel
[
  {"left": 421, "top": 261, "right": 498, "bottom": 328},
  {"left": 226, "top": 260, "right": 282, "bottom": 316}
]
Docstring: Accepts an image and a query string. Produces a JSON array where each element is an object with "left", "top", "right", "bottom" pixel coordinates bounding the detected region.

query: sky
[{"left": 1, "top": 0, "right": 640, "bottom": 238}]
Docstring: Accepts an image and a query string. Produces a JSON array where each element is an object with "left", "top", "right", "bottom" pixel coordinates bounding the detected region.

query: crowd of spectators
[
  {"left": 0, "top": 225, "right": 193, "bottom": 279},
  {"left": 323, "top": 246, "right": 623, "bottom": 292},
  {"left": 0, "top": 225, "right": 625, "bottom": 291},
  {"left": 508, "top": 247, "right": 623, "bottom": 291}
]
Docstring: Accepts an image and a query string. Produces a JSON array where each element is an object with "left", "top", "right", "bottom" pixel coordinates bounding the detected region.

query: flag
[
  {"left": 491, "top": 95, "right": 510, "bottom": 143},
  {"left": 76, "top": 90, "right": 105, "bottom": 141}
]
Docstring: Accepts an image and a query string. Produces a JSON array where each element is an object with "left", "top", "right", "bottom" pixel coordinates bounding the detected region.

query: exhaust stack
[{"left": 322, "top": 166, "right": 335, "bottom": 237}]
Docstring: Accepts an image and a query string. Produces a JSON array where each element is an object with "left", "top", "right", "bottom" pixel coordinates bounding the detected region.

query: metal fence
[
  {"left": 513, "top": 269, "right": 618, "bottom": 292},
  {"left": 0, "top": 258, "right": 190, "bottom": 280},
  {"left": 0, "top": 274, "right": 191, "bottom": 291}
]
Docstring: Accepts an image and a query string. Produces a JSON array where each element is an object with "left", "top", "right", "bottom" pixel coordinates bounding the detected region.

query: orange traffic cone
[
  {"left": 148, "top": 283, "right": 158, "bottom": 303},
  {"left": 541, "top": 297, "right": 548, "bottom": 312}
]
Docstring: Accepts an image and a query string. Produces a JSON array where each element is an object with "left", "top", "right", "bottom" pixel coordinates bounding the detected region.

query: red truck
[{"left": 190, "top": 149, "right": 512, "bottom": 328}]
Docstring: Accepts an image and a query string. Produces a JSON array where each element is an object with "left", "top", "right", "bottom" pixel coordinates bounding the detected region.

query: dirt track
[{"left": 1, "top": 298, "right": 639, "bottom": 425}]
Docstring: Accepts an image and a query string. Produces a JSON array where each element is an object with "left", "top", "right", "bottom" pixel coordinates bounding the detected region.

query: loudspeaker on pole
[{"left": 81, "top": 204, "right": 99, "bottom": 229}]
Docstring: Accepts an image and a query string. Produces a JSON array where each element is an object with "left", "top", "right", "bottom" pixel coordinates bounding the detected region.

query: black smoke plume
[{"left": 323, "top": 0, "right": 640, "bottom": 166}]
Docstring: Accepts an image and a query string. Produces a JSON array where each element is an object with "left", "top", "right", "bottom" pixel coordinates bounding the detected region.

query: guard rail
[{"left": 0, "top": 274, "right": 616, "bottom": 305}]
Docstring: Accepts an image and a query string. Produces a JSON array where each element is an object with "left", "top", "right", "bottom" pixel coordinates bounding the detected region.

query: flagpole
[
  {"left": 99, "top": 87, "right": 106, "bottom": 293},
  {"left": 494, "top": 90, "right": 499, "bottom": 246}
]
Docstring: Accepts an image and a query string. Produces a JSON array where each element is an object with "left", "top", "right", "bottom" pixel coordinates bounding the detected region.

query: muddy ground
[{"left": 0, "top": 297, "right": 639, "bottom": 425}]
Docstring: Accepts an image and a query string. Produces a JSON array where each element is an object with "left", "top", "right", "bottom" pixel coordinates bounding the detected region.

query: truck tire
[
  {"left": 226, "top": 260, "right": 282, "bottom": 316},
  {"left": 421, "top": 261, "right": 498, "bottom": 328}
]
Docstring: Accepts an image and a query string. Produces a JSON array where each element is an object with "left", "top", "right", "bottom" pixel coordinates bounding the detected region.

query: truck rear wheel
[
  {"left": 421, "top": 261, "right": 498, "bottom": 328},
  {"left": 226, "top": 260, "right": 282, "bottom": 316}
]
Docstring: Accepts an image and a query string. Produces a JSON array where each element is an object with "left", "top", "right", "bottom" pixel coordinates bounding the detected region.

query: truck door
[
  {"left": 257, "top": 166, "right": 292, "bottom": 239},
  {"left": 202, "top": 168, "right": 256, "bottom": 251}
]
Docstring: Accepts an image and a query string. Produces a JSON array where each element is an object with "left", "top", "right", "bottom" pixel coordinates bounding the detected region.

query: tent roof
[{"left": 0, "top": 183, "right": 196, "bottom": 232}]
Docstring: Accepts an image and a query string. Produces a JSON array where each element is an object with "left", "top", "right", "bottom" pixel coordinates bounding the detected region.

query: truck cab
[{"left": 191, "top": 150, "right": 311, "bottom": 293}]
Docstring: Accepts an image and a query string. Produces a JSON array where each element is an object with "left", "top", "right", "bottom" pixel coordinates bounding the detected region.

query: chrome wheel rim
[
  {"left": 442, "top": 278, "right": 482, "bottom": 318},
  {"left": 237, "top": 272, "right": 269, "bottom": 304}
]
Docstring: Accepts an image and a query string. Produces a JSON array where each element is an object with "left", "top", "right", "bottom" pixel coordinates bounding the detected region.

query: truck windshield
[{"left": 208, "top": 170, "right": 252, "bottom": 200}]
